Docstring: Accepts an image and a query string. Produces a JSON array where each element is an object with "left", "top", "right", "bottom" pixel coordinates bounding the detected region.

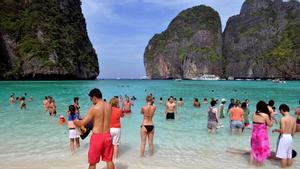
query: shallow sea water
[{"left": 0, "top": 80, "right": 299, "bottom": 169}]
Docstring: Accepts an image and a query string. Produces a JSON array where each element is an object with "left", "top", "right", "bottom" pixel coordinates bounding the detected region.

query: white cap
[{"left": 221, "top": 98, "right": 226, "bottom": 102}]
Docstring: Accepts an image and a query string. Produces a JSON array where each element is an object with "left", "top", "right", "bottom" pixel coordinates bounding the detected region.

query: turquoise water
[{"left": 0, "top": 80, "right": 299, "bottom": 169}]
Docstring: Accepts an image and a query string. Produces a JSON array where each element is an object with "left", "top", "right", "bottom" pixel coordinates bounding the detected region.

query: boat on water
[
  {"left": 191, "top": 74, "right": 220, "bottom": 81},
  {"left": 175, "top": 79, "right": 182, "bottom": 81},
  {"left": 272, "top": 79, "right": 286, "bottom": 84},
  {"left": 140, "top": 76, "right": 150, "bottom": 80}
]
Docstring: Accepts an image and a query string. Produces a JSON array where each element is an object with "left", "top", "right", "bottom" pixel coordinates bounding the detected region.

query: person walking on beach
[
  {"left": 122, "top": 96, "right": 134, "bottom": 113},
  {"left": 140, "top": 95, "right": 156, "bottom": 157},
  {"left": 166, "top": 96, "right": 176, "bottom": 119},
  {"left": 207, "top": 100, "right": 218, "bottom": 134},
  {"left": 250, "top": 101, "right": 273, "bottom": 166},
  {"left": 9, "top": 95, "right": 15, "bottom": 104},
  {"left": 67, "top": 105, "right": 80, "bottom": 154},
  {"left": 272, "top": 104, "right": 296, "bottom": 168},
  {"left": 74, "top": 88, "right": 115, "bottom": 169},
  {"left": 229, "top": 100, "right": 244, "bottom": 134},
  {"left": 109, "top": 98, "right": 123, "bottom": 159},
  {"left": 242, "top": 102, "right": 250, "bottom": 128}
]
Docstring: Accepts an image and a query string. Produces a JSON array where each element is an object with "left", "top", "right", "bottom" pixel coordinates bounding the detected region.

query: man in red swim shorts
[{"left": 75, "top": 88, "right": 115, "bottom": 169}]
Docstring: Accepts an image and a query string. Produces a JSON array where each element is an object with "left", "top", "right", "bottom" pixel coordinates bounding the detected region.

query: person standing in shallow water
[
  {"left": 193, "top": 98, "right": 200, "bottom": 107},
  {"left": 9, "top": 95, "right": 15, "bottom": 104},
  {"left": 20, "top": 97, "right": 26, "bottom": 110},
  {"left": 140, "top": 95, "right": 156, "bottom": 157},
  {"left": 227, "top": 98, "right": 235, "bottom": 114},
  {"left": 43, "top": 96, "right": 49, "bottom": 112},
  {"left": 273, "top": 104, "right": 296, "bottom": 168},
  {"left": 242, "top": 102, "right": 250, "bottom": 129},
  {"left": 207, "top": 100, "right": 219, "bottom": 134},
  {"left": 219, "top": 98, "right": 226, "bottom": 118},
  {"left": 165, "top": 96, "right": 176, "bottom": 119},
  {"left": 67, "top": 105, "right": 80, "bottom": 155},
  {"left": 109, "top": 98, "right": 123, "bottom": 159},
  {"left": 122, "top": 96, "right": 134, "bottom": 113},
  {"left": 229, "top": 100, "right": 244, "bottom": 134},
  {"left": 250, "top": 101, "right": 273, "bottom": 166},
  {"left": 177, "top": 98, "right": 184, "bottom": 107},
  {"left": 74, "top": 88, "right": 115, "bottom": 169}
]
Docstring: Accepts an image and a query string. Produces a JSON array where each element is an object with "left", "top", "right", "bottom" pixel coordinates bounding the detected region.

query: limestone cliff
[
  {"left": 144, "top": 5, "right": 223, "bottom": 79},
  {"left": 0, "top": 0, "right": 99, "bottom": 80},
  {"left": 223, "top": 0, "right": 300, "bottom": 79}
]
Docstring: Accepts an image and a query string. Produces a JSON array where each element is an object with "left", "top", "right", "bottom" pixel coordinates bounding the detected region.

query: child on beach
[{"left": 68, "top": 105, "right": 80, "bottom": 154}]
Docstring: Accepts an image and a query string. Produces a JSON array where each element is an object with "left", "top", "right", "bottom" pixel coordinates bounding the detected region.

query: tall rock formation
[
  {"left": 144, "top": 5, "right": 223, "bottom": 79},
  {"left": 0, "top": 0, "right": 99, "bottom": 80},
  {"left": 223, "top": 0, "right": 300, "bottom": 79}
]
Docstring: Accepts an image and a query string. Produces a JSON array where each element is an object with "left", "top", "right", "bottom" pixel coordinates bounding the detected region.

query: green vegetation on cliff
[{"left": 0, "top": 0, "right": 99, "bottom": 79}]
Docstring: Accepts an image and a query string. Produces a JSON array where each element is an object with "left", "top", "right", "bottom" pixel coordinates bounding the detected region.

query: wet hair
[
  {"left": 279, "top": 104, "right": 289, "bottom": 112},
  {"left": 179, "top": 98, "right": 183, "bottom": 101},
  {"left": 268, "top": 100, "right": 275, "bottom": 107},
  {"left": 210, "top": 100, "right": 217, "bottom": 107},
  {"left": 231, "top": 98, "right": 234, "bottom": 102},
  {"left": 241, "top": 102, "right": 247, "bottom": 109},
  {"left": 45, "top": 96, "right": 48, "bottom": 100},
  {"left": 235, "top": 100, "right": 241, "bottom": 106},
  {"left": 10, "top": 95, "right": 13, "bottom": 97},
  {"left": 174, "top": 98, "right": 177, "bottom": 101},
  {"left": 104, "top": 99, "right": 107, "bottom": 102},
  {"left": 69, "top": 105, "right": 76, "bottom": 116},
  {"left": 109, "top": 98, "right": 119, "bottom": 108},
  {"left": 20, "top": 97, "right": 25, "bottom": 101},
  {"left": 160, "top": 97, "right": 163, "bottom": 100},
  {"left": 24, "top": 93, "right": 27, "bottom": 96},
  {"left": 255, "top": 101, "right": 270, "bottom": 119},
  {"left": 88, "top": 88, "right": 102, "bottom": 99},
  {"left": 74, "top": 97, "right": 79, "bottom": 102},
  {"left": 168, "top": 96, "right": 174, "bottom": 101},
  {"left": 195, "top": 98, "right": 199, "bottom": 102},
  {"left": 204, "top": 98, "right": 208, "bottom": 101},
  {"left": 146, "top": 95, "right": 153, "bottom": 102}
]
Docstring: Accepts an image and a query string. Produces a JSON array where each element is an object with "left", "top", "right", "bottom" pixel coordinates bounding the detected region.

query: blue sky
[{"left": 81, "top": 0, "right": 245, "bottom": 79}]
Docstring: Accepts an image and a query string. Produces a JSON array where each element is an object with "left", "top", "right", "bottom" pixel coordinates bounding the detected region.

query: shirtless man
[
  {"left": 43, "top": 96, "right": 49, "bottom": 112},
  {"left": 122, "top": 96, "right": 134, "bottom": 113},
  {"left": 272, "top": 104, "right": 296, "bottom": 168},
  {"left": 74, "top": 88, "right": 115, "bottom": 169},
  {"left": 177, "top": 98, "right": 184, "bottom": 107},
  {"left": 140, "top": 95, "right": 156, "bottom": 157},
  {"left": 165, "top": 96, "right": 176, "bottom": 120},
  {"left": 9, "top": 95, "right": 15, "bottom": 104}
]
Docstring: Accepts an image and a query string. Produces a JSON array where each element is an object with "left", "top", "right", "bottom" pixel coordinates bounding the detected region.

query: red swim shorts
[{"left": 88, "top": 133, "right": 114, "bottom": 164}]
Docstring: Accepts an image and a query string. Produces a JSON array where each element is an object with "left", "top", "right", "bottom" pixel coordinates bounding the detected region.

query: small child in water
[
  {"left": 68, "top": 105, "right": 80, "bottom": 154},
  {"left": 58, "top": 115, "right": 66, "bottom": 125}
]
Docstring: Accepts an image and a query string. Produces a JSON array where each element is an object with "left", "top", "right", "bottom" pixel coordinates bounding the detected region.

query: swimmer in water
[
  {"left": 194, "top": 98, "right": 200, "bottom": 107},
  {"left": 9, "top": 95, "right": 15, "bottom": 104},
  {"left": 177, "top": 98, "right": 184, "bottom": 107},
  {"left": 43, "top": 96, "right": 49, "bottom": 112},
  {"left": 165, "top": 96, "right": 176, "bottom": 119},
  {"left": 20, "top": 97, "right": 26, "bottom": 110},
  {"left": 203, "top": 98, "right": 208, "bottom": 104}
]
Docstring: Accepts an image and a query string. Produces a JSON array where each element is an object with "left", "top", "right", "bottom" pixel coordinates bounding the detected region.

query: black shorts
[{"left": 166, "top": 112, "right": 175, "bottom": 119}]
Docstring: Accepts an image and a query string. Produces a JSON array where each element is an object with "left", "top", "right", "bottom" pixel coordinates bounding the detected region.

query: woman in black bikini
[{"left": 140, "top": 95, "right": 156, "bottom": 157}]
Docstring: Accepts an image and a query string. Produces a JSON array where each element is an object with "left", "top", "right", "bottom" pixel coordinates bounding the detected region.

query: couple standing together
[
  {"left": 74, "top": 88, "right": 156, "bottom": 169},
  {"left": 250, "top": 101, "right": 297, "bottom": 168}
]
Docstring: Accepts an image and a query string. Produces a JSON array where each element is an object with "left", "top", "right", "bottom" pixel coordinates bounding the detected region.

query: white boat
[
  {"left": 175, "top": 79, "right": 182, "bottom": 81},
  {"left": 228, "top": 76, "right": 234, "bottom": 80},
  {"left": 272, "top": 79, "right": 286, "bottom": 84},
  {"left": 191, "top": 74, "right": 220, "bottom": 81},
  {"left": 140, "top": 76, "right": 150, "bottom": 80}
]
